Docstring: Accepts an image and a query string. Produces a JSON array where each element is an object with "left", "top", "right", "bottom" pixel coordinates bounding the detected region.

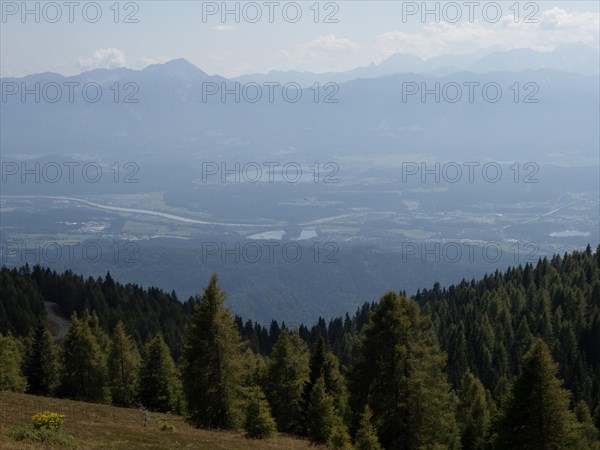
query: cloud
[
  {"left": 211, "top": 25, "right": 236, "bottom": 31},
  {"left": 78, "top": 48, "right": 127, "bottom": 70},
  {"left": 374, "top": 8, "right": 599, "bottom": 61},
  {"left": 135, "top": 56, "right": 171, "bottom": 69},
  {"left": 281, "top": 34, "right": 360, "bottom": 72},
  {"left": 308, "top": 34, "right": 359, "bottom": 52}
]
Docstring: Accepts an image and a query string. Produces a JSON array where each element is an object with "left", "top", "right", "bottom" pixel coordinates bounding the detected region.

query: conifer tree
[
  {"left": 239, "top": 347, "right": 261, "bottom": 387},
  {"left": 244, "top": 386, "right": 277, "bottom": 439},
  {"left": 108, "top": 321, "right": 140, "bottom": 407},
  {"left": 266, "top": 329, "right": 310, "bottom": 434},
  {"left": 301, "top": 335, "right": 348, "bottom": 429},
  {"left": 59, "top": 313, "right": 109, "bottom": 403},
  {"left": 137, "top": 334, "right": 177, "bottom": 412},
  {"left": 574, "top": 400, "right": 600, "bottom": 449},
  {"left": 82, "top": 309, "right": 110, "bottom": 351},
  {"left": 181, "top": 275, "right": 244, "bottom": 429},
  {"left": 354, "top": 405, "right": 383, "bottom": 450},
  {"left": 496, "top": 338, "right": 580, "bottom": 449},
  {"left": 306, "top": 375, "right": 338, "bottom": 445},
  {"left": 329, "top": 420, "right": 353, "bottom": 449},
  {"left": 351, "top": 292, "right": 460, "bottom": 450},
  {"left": 457, "top": 371, "right": 491, "bottom": 450},
  {"left": 0, "top": 332, "right": 26, "bottom": 392},
  {"left": 23, "top": 321, "right": 56, "bottom": 395}
]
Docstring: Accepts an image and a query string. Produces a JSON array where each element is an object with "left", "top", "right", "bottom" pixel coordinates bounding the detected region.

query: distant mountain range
[
  {"left": 234, "top": 44, "right": 600, "bottom": 86},
  {"left": 1, "top": 44, "right": 598, "bottom": 167}
]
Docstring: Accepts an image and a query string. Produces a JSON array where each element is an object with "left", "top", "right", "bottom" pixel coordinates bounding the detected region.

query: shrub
[
  {"left": 160, "top": 421, "right": 175, "bottom": 432},
  {"left": 9, "top": 425, "right": 76, "bottom": 447},
  {"left": 32, "top": 411, "right": 65, "bottom": 431}
]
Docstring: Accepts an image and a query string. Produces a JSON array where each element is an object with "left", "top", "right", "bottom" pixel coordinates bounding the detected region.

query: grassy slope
[{"left": 0, "top": 392, "right": 314, "bottom": 449}]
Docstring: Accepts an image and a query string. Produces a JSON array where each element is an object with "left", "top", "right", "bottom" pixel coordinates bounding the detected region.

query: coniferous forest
[{"left": 1, "top": 245, "right": 600, "bottom": 449}]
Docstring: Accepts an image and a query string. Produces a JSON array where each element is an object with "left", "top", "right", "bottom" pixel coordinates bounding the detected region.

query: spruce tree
[
  {"left": 266, "top": 330, "right": 309, "bottom": 434},
  {"left": 329, "top": 420, "right": 353, "bottom": 449},
  {"left": 457, "top": 371, "right": 491, "bottom": 450},
  {"left": 496, "top": 338, "right": 580, "bottom": 449},
  {"left": 301, "top": 335, "right": 348, "bottom": 429},
  {"left": 574, "top": 400, "right": 600, "bottom": 449},
  {"left": 137, "top": 334, "right": 177, "bottom": 412},
  {"left": 355, "top": 405, "right": 383, "bottom": 450},
  {"left": 59, "top": 313, "right": 109, "bottom": 403},
  {"left": 306, "top": 375, "right": 338, "bottom": 445},
  {"left": 108, "top": 321, "right": 140, "bottom": 407},
  {"left": 181, "top": 274, "right": 244, "bottom": 429},
  {"left": 351, "top": 292, "right": 460, "bottom": 450},
  {"left": 244, "top": 386, "right": 277, "bottom": 439},
  {"left": 23, "top": 321, "right": 57, "bottom": 395}
]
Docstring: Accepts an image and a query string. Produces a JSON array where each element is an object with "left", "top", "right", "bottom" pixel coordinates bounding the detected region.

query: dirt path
[{"left": 44, "top": 302, "right": 71, "bottom": 341}]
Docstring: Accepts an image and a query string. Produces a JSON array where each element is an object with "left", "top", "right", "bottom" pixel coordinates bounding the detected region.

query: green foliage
[
  {"left": 59, "top": 312, "right": 109, "bottom": 403},
  {"left": 351, "top": 292, "right": 460, "bottom": 450},
  {"left": 82, "top": 309, "right": 110, "bottom": 352},
  {"left": 24, "top": 322, "right": 57, "bottom": 396},
  {"left": 495, "top": 338, "right": 580, "bottom": 449},
  {"left": 2, "top": 246, "right": 600, "bottom": 448},
  {"left": 244, "top": 386, "right": 277, "bottom": 439},
  {"left": 108, "top": 321, "right": 140, "bottom": 407},
  {"left": 4, "top": 266, "right": 189, "bottom": 358},
  {"left": 354, "top": 405, "right": 383, "bottom": 450},
  {"left": 137, "top": 334, "right": 178, "bottom": 412},
  {"left": 238, "top": 347, "right": 269, "bottom": 421},
  {"left": 306, "top": 375, "right": 338, "bottom": 445},
  {"left": 328, "top": 420, "right": 353, "bottom": 449},
  {"left": 0, "top": 332, "right": 26, "bottom": 392},
  {"left": 9, "top": 424, "right": 76, "bottom": 447},
  {"left": 422, "top": 247, "right": 600, "bottom": 427},
  {"left": 457, "top": 371, "right": 491, "bottom": 450},
  {"left": 301, "top": 336, "right": 348, "bottom": 430},
  {"left": 266, "top": 330, "right": 309, "bottom": 434},
  {"left": 0, "top": 266, "right": 45, "bottom": 337},
  {"left": 574, "top": 401, "right": 600, "bottom": 449},
  {"left": 160, "top": 421, "right": 175, "bottom": 432},
  {"left": 181, "top": 274, "right": 244, "bottom": 429}
]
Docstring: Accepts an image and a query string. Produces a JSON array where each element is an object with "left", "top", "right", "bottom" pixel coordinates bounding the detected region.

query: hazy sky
[{"left": 1, "top": 1, "right": 598, "bottom": 77}]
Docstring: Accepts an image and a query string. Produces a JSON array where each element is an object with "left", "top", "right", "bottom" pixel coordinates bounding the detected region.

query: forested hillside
[
  {"left": 0, "top": 265, "right": 192, "bottom": 359},
  {"left": 1, "top": 245, "right": 599, "bottom": 448}
]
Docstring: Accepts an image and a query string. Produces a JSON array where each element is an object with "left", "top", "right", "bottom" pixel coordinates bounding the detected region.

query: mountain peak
[
  {"left": 164, "top": 58, "right": 199, "bottom": 69},
  {"left": 143, "top": 58, "right": 209, "bottom": 79}
]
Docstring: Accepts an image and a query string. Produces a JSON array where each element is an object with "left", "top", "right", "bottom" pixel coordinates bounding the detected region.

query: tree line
[{"left": 1, "top": 245, "right": 600, "bottom": 448}]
